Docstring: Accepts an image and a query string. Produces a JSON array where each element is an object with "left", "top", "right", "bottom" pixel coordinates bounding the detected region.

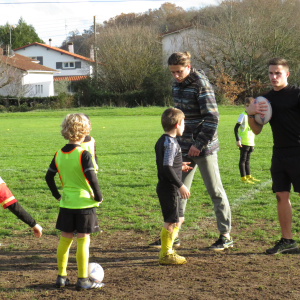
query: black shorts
[
  {"left": 240, "top": 145, "right": 254, "bottom": 152},
  {"left": 56, "top": 207, "right": 99, "bottom": 233},
  {"left": 156, "top": 186, "right": 184, "bottom": 223},
  {"left": 271, "top": 155, "right": 300, "bottom": 193}
]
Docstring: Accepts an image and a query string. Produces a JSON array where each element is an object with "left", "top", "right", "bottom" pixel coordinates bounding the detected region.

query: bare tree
[
  {"left": 95, "top": 25, "right": 162, "bottom": 93},
  {"left": 186, "top": 0, "right": 300, "bottom": 100},
  {"left": 0, "top": 61, "right": 14, "bottom": 89},
  {"left": 0, "top": 62, "right": 35, "bottom": 105}
]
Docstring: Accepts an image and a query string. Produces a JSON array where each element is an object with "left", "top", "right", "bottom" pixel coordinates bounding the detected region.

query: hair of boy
[
  {"left": 244, "top": 97, "right": 254, "bottom": 108},
  {"left": 168, "top": 52, "right": 191, "bottom": 67},
  {"left": 84, "top": 114, "right": 91, "bottom": 127},
  {"left": 61, "top": 113, "right": 91, "bottom": 141},
  {"left": 161, "top": 108, "right": 185, "bottom": 132},
  {"left": 268, "top": 57, "right": 289, "bottom": 72}
]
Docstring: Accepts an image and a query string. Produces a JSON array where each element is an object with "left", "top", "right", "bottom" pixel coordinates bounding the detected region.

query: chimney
[
  {"left": 90, "top": 45, "right": 94, "bottom": 60},
  {"left": 68, "top": 42, "right": 74, "bottom": 53},
  {"left": 3, "top": 44, "right": 14, "bottom": 57},
  {"left": 49, "top": 38, "right": 52, "bottom": 47}
]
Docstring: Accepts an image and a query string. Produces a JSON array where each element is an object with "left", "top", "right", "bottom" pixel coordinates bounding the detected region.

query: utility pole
[{"left": 94, "top": 16, "right": 98, "bottom": 84}]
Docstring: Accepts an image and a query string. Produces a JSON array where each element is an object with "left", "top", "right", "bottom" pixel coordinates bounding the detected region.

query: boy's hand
[
  {"left": 32, "top": 224, "right": 43, "bottom": 238},
  {"left": 236, "top": 141, "right": 242, "bottom": 148},
  {"left": 188, "top": 145, "right": 200, "bottom": 157},
  {"left": 57, "top": 197, "right": 61, "bottom": 201},
  {"left": 179, "top": 184, "right": 190, "bottom": 200},
  {"left": 182, "top": 162, "right": 193, "bottom": 172}
]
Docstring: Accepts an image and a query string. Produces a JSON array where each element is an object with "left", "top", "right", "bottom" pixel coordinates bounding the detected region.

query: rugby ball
[
  {"left": 88, "top": 262, "right": 104, "bottom": 283},
  {"left": 254, "top": 96, "right": 272, "bottom": 125}
]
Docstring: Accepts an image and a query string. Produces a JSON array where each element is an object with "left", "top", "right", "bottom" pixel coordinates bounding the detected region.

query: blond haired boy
[
  {"left": 45, "top": 113, "right": 103, "bottom": 290},
  {"left": 155, "top": 108, "right": 192, "bottom": 265}
]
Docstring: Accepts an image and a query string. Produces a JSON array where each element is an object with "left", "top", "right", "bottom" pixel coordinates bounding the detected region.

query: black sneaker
[
  {"left": 148, "top": 237, "right": 180, "bottom": 249},
  {"left": 55, "top": 275, "right": 70, "bottom": 288},
  {"left": 75, "top": 278, "right": 104, "bottom": 291},
  {"left": 209, "top": 235, "right": 233, "bottom": 252},
  {"left": 266, "top": 238, "right": 298, "bottom": 255}
]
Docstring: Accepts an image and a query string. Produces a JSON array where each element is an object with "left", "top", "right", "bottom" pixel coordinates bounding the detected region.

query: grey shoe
[
  {"left": 209, "top": 235, "right": 233, "bottom": 252},
  {"left": 55, "top": 275, "right": 70, "bottom": 288},
  {"left": 75, "top": 278, "right": 104, "bottom": 291},
  {"left": 266, "top": 238, "right": 298, "bottom": 255}
]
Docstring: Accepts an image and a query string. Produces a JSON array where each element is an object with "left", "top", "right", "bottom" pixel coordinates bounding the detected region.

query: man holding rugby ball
[{"left": 247, "top": 58, "right": 300, "bottom": 255}]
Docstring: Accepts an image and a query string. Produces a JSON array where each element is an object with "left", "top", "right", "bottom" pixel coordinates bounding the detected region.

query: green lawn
[{"left": 0, "top": 106, "right": 299, "bottom": 242}]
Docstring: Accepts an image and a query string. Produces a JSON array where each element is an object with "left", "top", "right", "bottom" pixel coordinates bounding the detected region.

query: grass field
[{"left": 1, "top": 105, "right": 300, "bottom": 244}]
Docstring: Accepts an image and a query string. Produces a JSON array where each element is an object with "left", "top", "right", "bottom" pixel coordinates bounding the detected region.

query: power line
[{"left": 0, "top": 0, "right": 164, "bottom": 4}]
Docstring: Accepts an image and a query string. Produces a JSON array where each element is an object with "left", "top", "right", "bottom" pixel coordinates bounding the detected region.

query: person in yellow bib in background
[
  {"left": 234, "top": 97, "right": 260, "bottom": 184},
  {"left": 81, "top": 115, "right": 98, "bottom": 173}
]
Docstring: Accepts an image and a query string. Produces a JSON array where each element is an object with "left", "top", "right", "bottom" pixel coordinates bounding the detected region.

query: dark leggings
[{"left": 239, "top": 145, "right": 254, "bottom": 177}]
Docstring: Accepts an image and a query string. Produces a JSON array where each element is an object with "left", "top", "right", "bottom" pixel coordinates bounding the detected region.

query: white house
[
  {"left": 14, "top": 42, "right": 95, "bottom": 86},
  {"left": 161, "top": 26, "right": 206, "bottom": 70},
  {"left": 0, "top": 48, "right": 59, "bottom": 97}
]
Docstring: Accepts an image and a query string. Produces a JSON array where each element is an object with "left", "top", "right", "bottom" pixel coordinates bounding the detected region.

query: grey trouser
[{"left": 181, "top": 152, "right": 231, "bottom": 234}]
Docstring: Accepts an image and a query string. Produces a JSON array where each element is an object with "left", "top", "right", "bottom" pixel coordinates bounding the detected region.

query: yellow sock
[
  {"left": 246, "top": 175, "right": 251, "bottom": 179},
  {"left": 57, "top": 236, "right": 73, "bottom": 276},
  {"left": 159, "top": 227, "right": 173, "bottom": 258},
  {"left": 241, "top": 176, "right": 247, "bottom": 181},
  {"left": 76, "top": 236, "right": 90, "bottom": 278},
  {"left": 172, "top": 226, "right": 179, "bottom": 244}
]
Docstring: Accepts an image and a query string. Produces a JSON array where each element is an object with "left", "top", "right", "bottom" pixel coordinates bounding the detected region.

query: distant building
[
  {"left": 0, "top": 47, "right": 59, "bottom": 97},
  {"left": 14, "top": 41, "right": 97, "bottom": 94},
  {"left": 161, "top": 26, "right": 205, "bottom": 69}
]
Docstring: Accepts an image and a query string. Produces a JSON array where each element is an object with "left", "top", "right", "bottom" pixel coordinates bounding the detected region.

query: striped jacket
[{"left": 172, "top": 68, "right": 219, "bottom": 156}]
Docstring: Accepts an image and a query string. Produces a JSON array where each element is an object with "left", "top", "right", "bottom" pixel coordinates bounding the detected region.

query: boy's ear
[{"left": 175, "top": 123, "right": 179, "bottom": 128}]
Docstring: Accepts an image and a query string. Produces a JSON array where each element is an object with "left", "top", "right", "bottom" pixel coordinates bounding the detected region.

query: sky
[{"left": 0, "top": 0, "right": 217, "bottom": 47}]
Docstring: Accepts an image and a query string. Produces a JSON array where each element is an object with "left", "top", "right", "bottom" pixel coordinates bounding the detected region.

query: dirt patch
[{"left": 1, "top": 228, "right": 300, "bottom": 300}]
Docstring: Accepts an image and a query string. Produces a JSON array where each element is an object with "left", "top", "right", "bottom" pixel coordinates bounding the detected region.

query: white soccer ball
[
  {"left": 254, "top": 96, "right": 272, "bottom": 125},
  {"left": 88, "top": 262, "right": 104, "bottom": 283}
]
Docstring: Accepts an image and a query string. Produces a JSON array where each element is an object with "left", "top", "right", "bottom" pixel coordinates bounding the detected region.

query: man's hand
[
  {"left": 236, "top": 140, "right": 242, "bottom": 148},
  {"left": 32, "top": 224, "right": 43, "bottom": 238},
  {"left": 188, "top": 145, "right": 200, "bottom": 157},
  {"left": 245, "top": 99, "right": 268, "bottom": 116},
  {"left": 179, "top": 184, "right": 190, "bottom": 200},
  {"left": 182, "top": 162, "right": 193, "bottom": 172}
]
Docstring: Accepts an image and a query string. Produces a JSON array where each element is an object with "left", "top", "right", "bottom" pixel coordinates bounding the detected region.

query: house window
[
  {"left": 30, "top": 56, "right": 43, "bottom": 65},
  {"left": 63, "top": 62, "right": 75, "bottom": 69},
  {"left": 56, "top": 61, "right": 81, "bottom": 69},
  {"left": 67, "top": 84, "right": 72, "bottom": 93},
  {"left": 35, "top": 85, "right": 43, "bottom": 94}
]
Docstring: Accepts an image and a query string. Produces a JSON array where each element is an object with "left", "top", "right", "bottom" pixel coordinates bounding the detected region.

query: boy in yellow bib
[
  {"left": 81, "top": 115, "right": 98, "bottom": 173},
  {"left": 45, "top": 113, "right": 103, "bottom": 291},
  {"left": 234, "top": 97, "right": 260, "bottom": 184}
]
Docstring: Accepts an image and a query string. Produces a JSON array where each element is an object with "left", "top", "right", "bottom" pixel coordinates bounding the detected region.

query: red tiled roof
[
  {"left": 0, "top": 53, "right": 58, "bottom": 72},
  {"left": 14, "top": 42, "right": 96, "bottom": 63},
  {"left": 54, "top": 75, "right": 88, "bottom": 82}
]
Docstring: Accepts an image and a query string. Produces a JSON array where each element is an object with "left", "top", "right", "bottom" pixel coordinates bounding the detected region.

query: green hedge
[
  {"left": 0, "top": 94, "right": 75, "bottom": 112},
  {"left": 79, "top": 90, "right": 156, "bottom": 107}
]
